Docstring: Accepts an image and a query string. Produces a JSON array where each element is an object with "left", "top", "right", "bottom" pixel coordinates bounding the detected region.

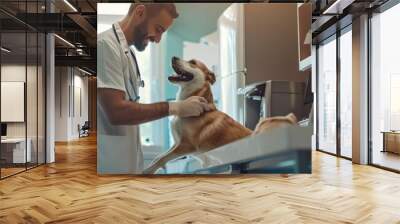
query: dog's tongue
[
  {"left": 168, "top": 74, "right": 181, "bottom": 82},
  {"left": 168, "top": 73, "right": 194, "bottom": 82}
]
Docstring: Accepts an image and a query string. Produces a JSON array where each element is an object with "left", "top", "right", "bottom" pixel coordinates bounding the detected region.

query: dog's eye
[{"left": 189, "top": 60, "right": 195, "bottom": 65}]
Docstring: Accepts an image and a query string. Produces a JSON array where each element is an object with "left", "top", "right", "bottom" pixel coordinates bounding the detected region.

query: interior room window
[
  {"left": 317, "top": 36, "right": 337, "bottom": 154},
  {"left": 339, "top": 28, "right": 352, "bottom": 158},
  {"left": 1, "top": 3, "right": 28, "bottom": 177},
  {"left": 370, "top": 2, "right": 400, "bottom": 171},
  {"left": 1, "top": 1, "right": 47, "bottom": 179}
]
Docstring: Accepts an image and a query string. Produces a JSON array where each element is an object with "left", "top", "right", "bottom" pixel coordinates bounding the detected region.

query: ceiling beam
[
  {"left": 66, "top": 13, "right": 97, "bottom": 46},
  {"left": 55, "top": 55, "right": 96, "bottom": 73}
]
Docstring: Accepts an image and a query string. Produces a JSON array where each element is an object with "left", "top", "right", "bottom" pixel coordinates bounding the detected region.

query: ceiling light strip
[
  {"left": 323, "top": 0, "right": 355, "bottom": 15},
  {"left": 54, "top": 34, "right": 75, "bottom": 48},
  {"left": 1, "top": 47, "right": 11, "bottom": 53},
  {"left": 78, "top": 67, "right": 92, "bottom": 76},
  {"left": 63, "top": 0, "right": 78, "bottom": 12}
]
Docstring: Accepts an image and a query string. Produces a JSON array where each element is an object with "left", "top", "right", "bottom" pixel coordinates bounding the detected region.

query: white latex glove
[{"left": 169, "top": 96, "right": 211, "bottom": 117}]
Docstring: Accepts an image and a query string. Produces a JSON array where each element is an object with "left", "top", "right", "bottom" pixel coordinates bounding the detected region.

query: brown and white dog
[{"left": 142, "top": 57, "right": 297, "bottom": 174}]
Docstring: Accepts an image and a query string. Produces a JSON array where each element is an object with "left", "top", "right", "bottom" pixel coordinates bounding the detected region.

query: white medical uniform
[{"left": 97, "top": 23, "right": 143, "bottom": 174}]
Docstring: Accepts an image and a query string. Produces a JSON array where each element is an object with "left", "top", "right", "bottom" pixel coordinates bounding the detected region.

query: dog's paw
[
  {"left": 142, "top": 166, "right": 164, "bottom": 174},
  {"left": 142, "top": 168, "right": 155, "bottom": 174}
]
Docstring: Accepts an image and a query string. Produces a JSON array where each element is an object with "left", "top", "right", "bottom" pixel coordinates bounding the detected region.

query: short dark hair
[{"left": 128, "top": 3, "right": 179, "bottom": 19}]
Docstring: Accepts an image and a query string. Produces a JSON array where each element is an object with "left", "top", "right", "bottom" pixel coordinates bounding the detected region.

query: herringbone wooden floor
[{"left": 1, "top": 135, "right": 400, "bottom": 224}]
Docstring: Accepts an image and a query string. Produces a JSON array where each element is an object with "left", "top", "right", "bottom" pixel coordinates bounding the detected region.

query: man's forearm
[
  {"left": 98, "top": 88, "right": 210, "bottom": 126},
  {"left": 98, "top": 88, "right": 171, "bottom": 126},
  {"left": 111, "top": 101, "right": 170, "bottom": 125}
]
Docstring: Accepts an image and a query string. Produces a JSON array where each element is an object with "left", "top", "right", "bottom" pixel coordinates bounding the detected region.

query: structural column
[
  {"left": 352, "top": 14, "right": 369, "bottom": 164},
  {"left": 46, "top": 1, "right": 55, "bottom": 163}
]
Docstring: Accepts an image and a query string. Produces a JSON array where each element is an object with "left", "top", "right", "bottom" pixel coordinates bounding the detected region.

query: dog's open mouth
[{"left": 169, "top": 62, "right": 194, "bottom": 82}]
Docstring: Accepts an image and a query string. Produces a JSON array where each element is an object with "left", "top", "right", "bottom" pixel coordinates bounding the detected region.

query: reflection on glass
[
  {"left": 27, "top": 32, "right": 38, "bottom": 169},
  {"left": 218, "top": 3, "right": 244, "bottom": 121},
  {"left": 390, "top": 75, "right": 400, "bottom": 130},
  {"left": 340, "top": 29, "right": 352, "bottom": 158},
  {"left": 371, "top": 3, "right": 400, "bottom": 171},
  {"left": 317, "top": 37, "right": 337, "bottom": 154},
  {"left": 1, "top": 31, "right": 27, "bottom": 177},
  {"left": 38, "top": 32, "right": 46, "bottom": 165},
  {"left": 0, "top": 1, "right": 46, "bottom": 178}
]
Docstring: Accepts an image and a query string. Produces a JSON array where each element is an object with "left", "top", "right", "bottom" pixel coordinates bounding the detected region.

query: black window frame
[
  {"left": 315, "top": 20, "right": 353, "bottom": 161},
  {"left": 0, "top": 0, "right": 47, "bottom": 180},
  {"left": 367, "top": 0, "right": 400, "bottom": 173}
]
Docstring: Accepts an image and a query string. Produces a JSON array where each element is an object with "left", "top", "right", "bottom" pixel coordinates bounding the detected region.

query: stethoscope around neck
[{"left": 112, "top": 23, "right": 145, "bottom": 101}]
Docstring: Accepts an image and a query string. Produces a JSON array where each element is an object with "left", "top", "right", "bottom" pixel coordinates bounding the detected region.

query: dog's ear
[{"left": 207, "top": 71, "right": 216, "bottom": 85}]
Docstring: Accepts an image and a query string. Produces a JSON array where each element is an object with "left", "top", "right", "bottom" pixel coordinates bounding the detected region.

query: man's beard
[{"left": 132, "top": 20, "right": 149, "bottom": 51}]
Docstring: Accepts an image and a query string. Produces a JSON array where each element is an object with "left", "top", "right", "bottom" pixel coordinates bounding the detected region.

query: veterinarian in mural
[{"left": 97, "top": 3, "right": 210, "bottom": 174}]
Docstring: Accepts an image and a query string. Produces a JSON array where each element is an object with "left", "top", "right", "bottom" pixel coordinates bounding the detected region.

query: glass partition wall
[
  {"left": 317, "top": 35, "right": 337, "bottom": 155},
  {"left": 339, "top": 27, "right": 352, "bottom": 159},
  {"left": 316, "top": 0, "right": 400, "bottom": 172},
  {"left": 370, "top": 2, "right": 400, "bottom": 172},
  {"left": 0, "top": 1, "right": 46, "bottom": 179},
  {"left": 316, "top": 26, "right": 353, "bottom": 159}
]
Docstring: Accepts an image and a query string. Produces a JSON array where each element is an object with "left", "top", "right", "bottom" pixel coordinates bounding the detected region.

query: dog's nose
[{"left": 172, "top": 56, "right": 179, "bottom": 62}]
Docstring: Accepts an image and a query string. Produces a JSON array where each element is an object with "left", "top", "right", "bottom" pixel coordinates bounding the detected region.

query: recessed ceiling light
[
  {"left": 78, "top": 67, "right": 92, "bottom": 76},
  {"left": 1, "top": 47, "right": 11, "bottom": 53},
  {"left": 323, "top": 0, "right": 355, "bottom": 15},
  {"left": 54, "top": 34, "right": 75, "bottom": 48},
  {"left": 63, "top": 0, "right": 78, "bottom": 12}
]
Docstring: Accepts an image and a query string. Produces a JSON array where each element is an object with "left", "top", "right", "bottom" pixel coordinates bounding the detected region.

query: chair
[{"left": 78, "top": 121, "right": 90, "bottom": 138}]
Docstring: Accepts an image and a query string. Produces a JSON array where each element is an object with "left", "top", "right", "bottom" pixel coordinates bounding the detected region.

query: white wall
[
  {"left": 55, "top": 67, "right": 89, "bottom": 141},
  {"left": 1, "top": 63, "right": 46, "bottom": 163},
  {"left": 1, "top": 65, "right": 37, "bottom": 137},
  {"left": 72, "top": 73, "right": 89, "bottom": 138},
  {"left": 55, "top": 67, "right": 68, "bottom": 141},
  {"left": 1, "top": 66, "right": 26, "bottom": 134},
  {"left": 97, "top": 3, "right": 128, "bottom": 34},
  {"left": 1, "top": 65, "right": 26, "bottom": 81},
  {"left": 183, "top": 39, "right": 219, "bottom": 73}
]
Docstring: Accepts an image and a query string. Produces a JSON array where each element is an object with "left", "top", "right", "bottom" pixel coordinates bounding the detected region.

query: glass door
[
  {"left": 1, "top": 28, "right": 28, "bottom": 178},
  {"left": 317, "top": 36, "right": 337, "bottom": 155},
  {"left": 0, "top": 0, "right": 47, "bottom": 179},
  {"left": 339, "top": 27, "right": 352, "bottom": 159},
  {"left": 316, "top": 25, "right": 353, "bottom": 159},
  {"left": 370, "top": 2, "right": 400, "bottom": 171}
]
